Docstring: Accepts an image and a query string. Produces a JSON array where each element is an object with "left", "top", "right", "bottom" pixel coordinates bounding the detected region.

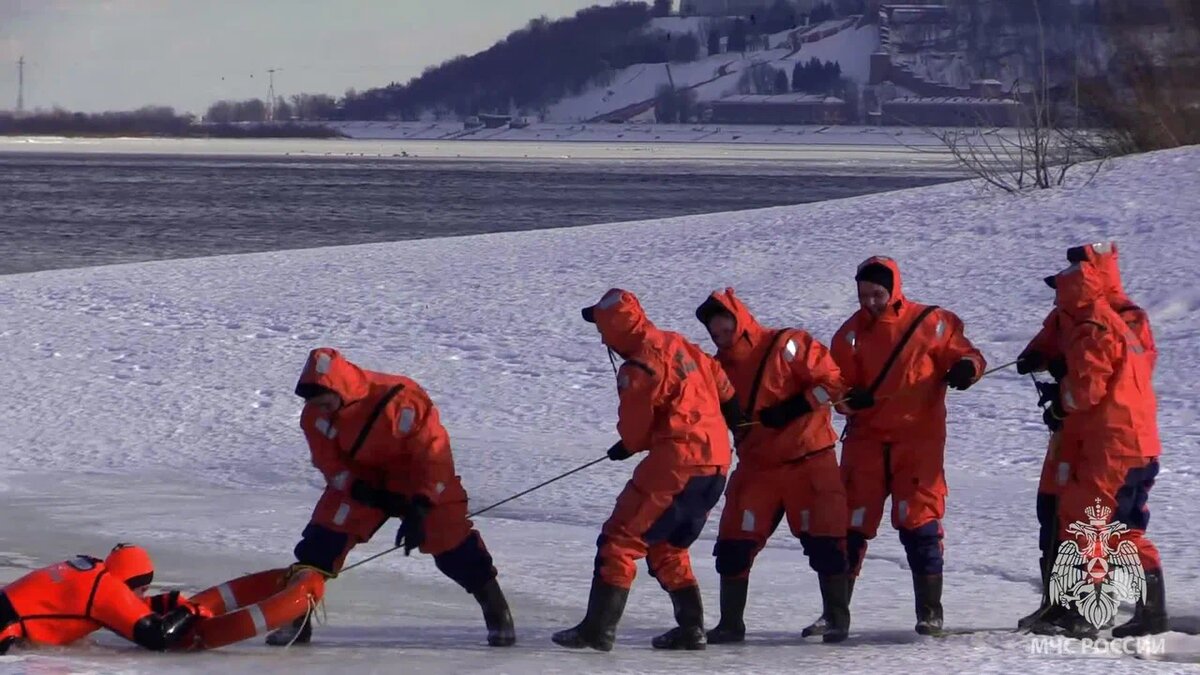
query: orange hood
[
  {"left": 294, "top": 347, "right": 372, "bottom": 404},
  {"left": 583, "top": 289, "right": 656, "bottom": 357},
  {"left": 855, "top": 255, "right": 907, "bottom": 320},
  {"left": 105, "top": 543, "right": 154, "bottom": 590},
  {"left": 1051, "top": 261, "right": 1107, "bottom": 312},
  {"left": 696, "top": 287, "right": 768, "bottom": 360},
  {"left": 1068, "top": 241, "right": 1130, "bottom": 306}
]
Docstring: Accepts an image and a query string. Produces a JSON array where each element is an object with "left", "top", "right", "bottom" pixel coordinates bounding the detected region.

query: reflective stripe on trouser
[
  {"left": 841, "top": 435, "right": 946, "bottom": 577},
  {"left": 713, "top": 451, "right": 847, "bottom": 578}
]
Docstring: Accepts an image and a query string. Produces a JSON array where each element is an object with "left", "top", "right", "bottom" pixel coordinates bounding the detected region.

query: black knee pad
[
  {"left": 1036, "top": 493, "right": 1058, "bottom": 554},
  {"left": 898, "top": 522, "right": 943, "bottom": 576},
  {"left": 799, "top": 534, "right": 848, "bottom": 575},
  {"left": 846, "top": 531, "right": 869, "bottom": 574},
  {"left": 1115, "top": 462, "right": 1158, "bottom": 531},
  {"left": 592, "top": 534, "right": 609, "bottom": 579},
  {"left": 713, "top": 539, "right": 757, "bottom": 577},
  {"left": 433, "top": 531, "right": 496, "bottom": 595},
  {"left": 293, "top": 523, "right": 349, "bottom": 575}
]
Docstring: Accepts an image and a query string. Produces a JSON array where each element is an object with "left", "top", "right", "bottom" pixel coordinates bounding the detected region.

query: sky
[{"left": 0, "top": 0, "right": 622, "bottom": 115}]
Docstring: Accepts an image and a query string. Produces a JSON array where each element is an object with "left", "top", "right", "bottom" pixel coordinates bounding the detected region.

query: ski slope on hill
[
  {"left": 1, "top": 147, "right": 1199, "bottom": 673},
  {"left": 546, "top": 24, "right": 878, "bottom": 122}
]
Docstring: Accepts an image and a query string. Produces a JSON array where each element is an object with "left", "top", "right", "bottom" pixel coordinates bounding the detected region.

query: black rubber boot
[
  {"left": 473, "top": 578, "right": 516, "bottom": 647},
  {"left": 1113, "top": 570, "right": 1169, "bottom": 637},
  {"left": 818, "top": 575, "right": 852, "bottom": 643},
  {"left": 705, "top": 577, "right": 748, "bottom": 644},
  {"left": 265, "top": 611, "right": 313, "bottom": 646},
  {"left": 802, "top": 575, "right": 855, "bottom": 639},
  {"left": 913, "top": 574, "right": 945, "bottom": 636},
  {"left": 1030, "top": 606, "right": 1099, "bottom": 639},
  {"left": 551, "top": 578, "right": 629, "bottom": 652},
  {"left": 1017, "top": 556, "right": 1053, "bottom": 630},
  {"left": 651, "top": 585, "right": 707, "bottom": 650}
]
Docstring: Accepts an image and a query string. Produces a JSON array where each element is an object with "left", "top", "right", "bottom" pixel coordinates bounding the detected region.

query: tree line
[{"left": 0, "top": 106, "right": 340, "bottom": 138}]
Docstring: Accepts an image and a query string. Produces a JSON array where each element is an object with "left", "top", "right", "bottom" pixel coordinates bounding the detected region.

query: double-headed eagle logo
[{"left": 1050, "top": 498, "right": 1146, "bottom": 628}]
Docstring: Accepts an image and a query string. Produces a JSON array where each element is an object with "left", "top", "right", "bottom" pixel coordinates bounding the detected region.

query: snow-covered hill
[{"left": 546, "top": 20, "right": 878, "bottom": 123}]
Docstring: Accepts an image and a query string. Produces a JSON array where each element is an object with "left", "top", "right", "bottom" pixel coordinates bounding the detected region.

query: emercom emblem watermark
[
  {"left": 1029, "top": 635, "right": 1166, "bottom": 657},
  {"left": 1050, "top": 498, "right": 1145, "bottom": 629}
]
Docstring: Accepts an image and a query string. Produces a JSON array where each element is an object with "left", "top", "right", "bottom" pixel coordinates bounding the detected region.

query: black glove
[
  {"left": 1047, "top": 356, "right": 1068, "bottom": 381},
  {"left": 1035, "top": 380, "right": 1067, "bottom": 431},
  {"left": 1035, "top": 380, "right": 1060, "bottom": 408},
  {"left": 944, "top": 359, "right": 978, "bottom": 391},
  {"left": 758, "top": 394, "right": 814, "bottom": 429},
  {"left": 159, "top": 605, "right": 199, "bottom": 649},
  {"left": 720, "top": 397, "right": 746, "bottom": 432},
  {"left": 1043, "top": 405, "right": 1064, "bottom": 432},
  {"left": 1016, "top": 351, "right": 1044, "bottom": 375},
  {"left": 395, "top": 496, "right": 431, "bottom": 556},
  {"left": 350, "top": 479, "right": 408, "bottom": 518},
  {"left": 844, "top": 388, "right": 875, "bottom": 411},
  {"left": 607, "top": 441, "right": 634, "bottom": 461},
  {"left": 147, "top": 590, "right": 182, "bottom": 614}
]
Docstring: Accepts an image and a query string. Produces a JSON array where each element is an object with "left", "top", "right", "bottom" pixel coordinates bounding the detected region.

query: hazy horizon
[{"left": 0, "top": 0, "right": 619, "bottom": 115}]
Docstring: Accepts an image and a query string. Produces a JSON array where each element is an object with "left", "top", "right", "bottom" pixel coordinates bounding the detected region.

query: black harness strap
[
  {"left": 745, "top": 330, "right": 791, "bottom": 416},
  {"left": 83, "top": 566, "right": 106, "bottom": 614},
  {"left": 866, "top": 305, "right": 940, "bottom": 397},
  {"left": 347, "top": 384, "right": 406, "bottom": 460},
  {"left": 782, "top": 444, "right": 836, "bottom": 465}
]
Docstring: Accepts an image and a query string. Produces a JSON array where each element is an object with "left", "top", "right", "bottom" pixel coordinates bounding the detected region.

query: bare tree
[
  {"left": 1080, "top": 0, "right": 1200, "bottom": 152},
  {"left": 930, "top": 0, "right": 1109, "bottom": 193}
]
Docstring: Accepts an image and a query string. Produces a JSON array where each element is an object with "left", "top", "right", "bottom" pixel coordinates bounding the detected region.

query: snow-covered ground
[
  {"left": 1, "top": 146, "right": 1199, "bottom": 673},
  {"left": 327, "top": 121, "right": 954, "bottom": 149},
  {"left": 0, "top": 130, "right": 957, "bottom": 159}
]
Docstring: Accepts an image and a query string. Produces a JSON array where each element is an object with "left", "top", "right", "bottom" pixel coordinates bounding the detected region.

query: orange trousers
[
  {"left": 295, "top": 475, "right": 498, "bottom": 594},
  {"left": 714, "top": 450, "right": 847, "bottom": 578},
  {"left": 841, "top": 435, "right": 946, "bottom": 576},
  {"left": 595, "top": 464, "right": 726, "bottom": 592},
  {"left": 1057, "top": 451, "right": 1162, "bottom": 572}
]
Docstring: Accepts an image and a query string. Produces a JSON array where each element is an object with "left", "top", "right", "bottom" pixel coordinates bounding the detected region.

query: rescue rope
[
  {"left": 736, "top": 358, "right": 1022, "bottom": 429},
  {"left": 339, "top": 455, "right": 608, "bottom": 575}
]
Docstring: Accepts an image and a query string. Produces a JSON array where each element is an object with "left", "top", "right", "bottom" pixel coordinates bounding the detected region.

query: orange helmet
[{"left": 105, "top": 543, "right": 154, "bottom": 590}]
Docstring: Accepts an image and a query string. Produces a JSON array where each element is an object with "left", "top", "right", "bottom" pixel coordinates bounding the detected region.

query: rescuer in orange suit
[
  {"left": 264, "top": 347, "right": 515, "bottom": 648},
  {"left": 831, "top": 257, "right": 986, "bottom": 636},
  {"left": 1014, "top": 241, "right": 1157, "bottom": 630},
  {"left": 695, "top": 288, "right": 851, "bottom": 644},
  {"left": 553, "top": 289, "right": 739, "bottom": 652},
  {"left": 1029, "top": 249, "right": 1165, "bottom": 639}
]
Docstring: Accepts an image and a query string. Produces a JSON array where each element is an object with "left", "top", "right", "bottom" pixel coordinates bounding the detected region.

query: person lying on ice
[
  {"left": 265, "top": 347, "right": 515, "bottom": 648},
  {"left": 0, "top": 543, "right": 201, "bottom": 654}
]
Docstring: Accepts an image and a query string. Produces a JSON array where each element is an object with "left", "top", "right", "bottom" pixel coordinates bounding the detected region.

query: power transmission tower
[
  {"left": 266, "top": 67, "right": 281, "bottom": 121},
  {"left": 16, "top": 56, "right": 24, "bottom": 114}
]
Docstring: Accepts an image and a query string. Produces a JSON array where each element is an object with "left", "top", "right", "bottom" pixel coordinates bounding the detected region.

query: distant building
[
  {"left": 680, "top": 0, "right": 773, "bottom": 17},
  {"left": 478, "top": 113, "right": 512, "bottom": 129},
  {"left": 879, "top": 96, "right": 1021, "bottom": 126},
  {"left": 709, "top": 93, "right": 847, "bottom": 124}
]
